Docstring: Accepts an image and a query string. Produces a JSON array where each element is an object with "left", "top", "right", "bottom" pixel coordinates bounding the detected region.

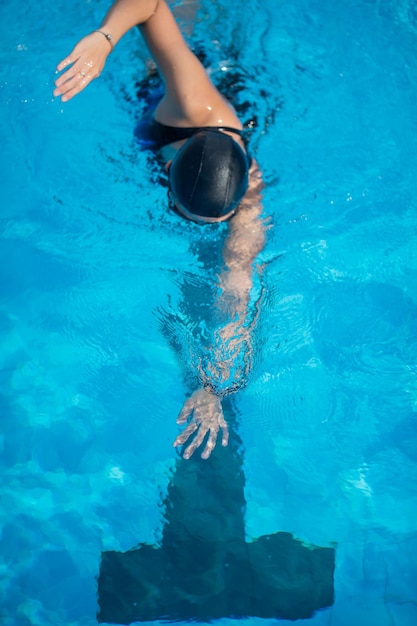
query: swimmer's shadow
[{"left": 97, "top": 400, "right": 335, "bottom": 623}]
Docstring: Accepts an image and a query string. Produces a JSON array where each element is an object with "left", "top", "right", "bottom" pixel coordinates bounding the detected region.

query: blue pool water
[{"left": 1, "top": 0, "right": 417, "bottom": 624}]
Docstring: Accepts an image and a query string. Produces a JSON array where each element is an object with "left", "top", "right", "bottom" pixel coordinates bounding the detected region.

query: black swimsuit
[{"left": 135, "top": 117, "right": 247, "bottom": 151}]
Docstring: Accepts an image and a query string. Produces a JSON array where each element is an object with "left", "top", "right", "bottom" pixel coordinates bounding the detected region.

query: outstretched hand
[
  {"left": 54, "top": 32, "right": 112, "bottom": 102},
  {"left": 173, "top": 389, "right": 229, "bottom": 460}
]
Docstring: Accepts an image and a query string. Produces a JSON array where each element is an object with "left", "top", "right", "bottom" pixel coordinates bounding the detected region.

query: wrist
[
  {"left": 201, "top": 382, "right": 237, "bottom": 398},
  {"left": 99, "top": 0, "right": 159, "bottom": 44},
  {"left": 202, "top": 383, "right": 218, "bottom": 396},
  {"left": 92, "top": 29, "right": 114, "bottom": 52}
]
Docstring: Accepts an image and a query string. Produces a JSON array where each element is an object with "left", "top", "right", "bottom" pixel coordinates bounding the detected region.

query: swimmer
[{"left": 54, "top": 0, "right": 266, "bottom": 459}]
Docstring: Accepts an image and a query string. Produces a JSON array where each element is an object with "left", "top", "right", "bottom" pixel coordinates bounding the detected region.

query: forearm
[
  {"left": 197, "top": 264, "right": 263, "bottom": 396},
  {"left": 100, "top": 0, "right": 159, "bottom": 46},
  {"left": 198, "top": 320, "right": 255, "bottom": 397},
  {"left": 198, "top": 169, "right": 266, "bottom": 396}
]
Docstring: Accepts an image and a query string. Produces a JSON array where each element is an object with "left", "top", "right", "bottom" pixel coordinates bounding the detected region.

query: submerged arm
[
  {"left": 174, "top": 163, "right": 267, "bottom": 458},
  {"left": 201, "top": 163, "right": 266, "bottom": 394}
]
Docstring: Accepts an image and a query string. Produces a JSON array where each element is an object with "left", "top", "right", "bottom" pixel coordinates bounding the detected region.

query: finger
[
  {"left": 54, "top": 64, "right": 80, "bottom": 90},
  {"left": 201, "top": 428, "right": 218, "bottom": 460},
  {"left": 56, "top": 56, "right": 99, "bottom": 85},
  {"left": 57, "top": 67, "right": 99, "bottom": 101},
  {"left": 54, "top": 62, "right": 87, "bottom": 96},
  {"left": 220, "top": 421, "right": 229, "bottom": 447},
  {"left": 173, "top": 422, "right": 198, "bottom": 447},
  {"left": 183, "top": 426, "right": 209, "bottom": 460},
  {"left": 56, "top": 54, "right": 77, "bottom": 74},
  {"left": 57, "top": 75, "right": 94, "bottom": 102},
  {"left": 176, "top": 399, "right": 194, "bottom": 424}
]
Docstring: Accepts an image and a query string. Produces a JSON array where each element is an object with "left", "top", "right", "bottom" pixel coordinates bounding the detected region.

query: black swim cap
[{"left": 169, "top": 130, "right": 249, "bottom": 221}]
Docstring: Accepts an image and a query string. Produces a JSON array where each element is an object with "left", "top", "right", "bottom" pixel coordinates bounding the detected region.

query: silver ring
[
  {"left": 79, "top": 71, "right": 86, "bottom": 77},
  {"left": 85, "top": 62, "right": 93, "bottom": 68}
]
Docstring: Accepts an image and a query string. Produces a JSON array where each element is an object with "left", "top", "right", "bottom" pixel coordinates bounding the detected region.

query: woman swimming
[{"left": 54, "top": 0, "right": 266, "bottom": 459}]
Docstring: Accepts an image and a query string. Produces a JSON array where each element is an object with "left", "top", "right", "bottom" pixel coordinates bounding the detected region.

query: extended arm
[
  {"left": 54, "top": 0, "right": 241, "bottom": 130},
  {"left": 199, "top": 162, "right": 266, "bottom": 392},
  {"left": 173, "top": 163, "right": 266, "bottom": 458}
]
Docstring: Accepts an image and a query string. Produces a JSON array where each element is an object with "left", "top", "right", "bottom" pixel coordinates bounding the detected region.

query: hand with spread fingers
[
  {"left": 54, "top": 31, "right": 113, "bottom": 102},
  {"left": 173, "top": 389, "right": 229, "bottom": 460}
]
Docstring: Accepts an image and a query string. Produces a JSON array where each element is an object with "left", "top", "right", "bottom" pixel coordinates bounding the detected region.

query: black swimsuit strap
[
  {"left": 187, "top": 125, "right": 244, "bottom": 137},
  {"left": 148, "top": 119, "right": 244, "bottom": 148}
]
